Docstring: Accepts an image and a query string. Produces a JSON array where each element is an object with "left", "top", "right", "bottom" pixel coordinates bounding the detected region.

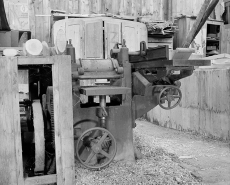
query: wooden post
[
  {"left": 182, "top": 0, "right": 212, "bottom": 48},
  {"left": 52, "top": 55, "right": 75, "bottom": 185},
  {"left": 0, "top": 57, "right": 24, "bottom": 185}
]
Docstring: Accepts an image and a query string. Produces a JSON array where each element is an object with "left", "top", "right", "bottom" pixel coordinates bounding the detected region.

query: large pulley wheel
[
  {"left": 158, "top": 86, "right": 182, "bottom": 110},
  {"left": 76, "top": 127, "right": 117, "bottom": 170}
]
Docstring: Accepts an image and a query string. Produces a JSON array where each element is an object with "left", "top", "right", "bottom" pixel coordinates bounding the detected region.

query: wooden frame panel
[
  {"left": 83, "top": 19, "right": 103, "bottom": 59},
  {"left": 0, "top": 56, "right": 74, "bottom": 185},
  {"left": 104, "top": 19, "right": 122, "bottom": 59}
]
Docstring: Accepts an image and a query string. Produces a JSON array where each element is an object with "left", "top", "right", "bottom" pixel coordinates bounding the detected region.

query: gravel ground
[{"left": 75, "top": 124, "right": 201, "bottom": 185}]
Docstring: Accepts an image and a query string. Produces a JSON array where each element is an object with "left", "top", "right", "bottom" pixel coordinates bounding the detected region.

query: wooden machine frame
[{"left": 0, "top": 55, "right": 75, "bottom": 185}]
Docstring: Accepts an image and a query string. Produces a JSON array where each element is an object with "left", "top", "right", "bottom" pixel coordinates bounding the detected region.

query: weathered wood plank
[
  {"left": 42, "top": 0, "right": 51, "bottom": 44},
  {"left": 34, "top": 0, "right": 44, "bottom": 41},
  {"left": 18, "top": 57, "right": 54, "bottom": 65},
  {"left": 28, "top": 0, "right": 36, "bottom": 39},
  {"left": 25, "top": 174, "right": 57, "bottom": 185},
  {"left": 104, "top": 20, "right": 121, "bottom": 59},
  {"left": 83, "top": 19, "right": 103, "bottom": 59},
  {"left": 52, "top": 55, "right": 75, "bottom": 185},
  {"left": 0, "top": 57, "right": 24, "bottom": 185}
]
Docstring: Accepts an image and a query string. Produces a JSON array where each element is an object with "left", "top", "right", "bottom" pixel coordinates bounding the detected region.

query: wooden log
[
  {"left": 194, "top": 0, "right": 220, "bottom": 37},
  {"left": 182, "top": 0, "right": 212, "bottom": 48}
]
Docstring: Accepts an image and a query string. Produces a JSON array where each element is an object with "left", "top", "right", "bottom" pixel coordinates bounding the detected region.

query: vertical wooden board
[
  {"left": 89, "top": 0, "right": 101, "bottom": 13},
  {"left": 111, "top": 0, "right": 120, "bottom": 14},
  {"left": 221, "top": 26, "right": 227, "bottom": 53},
  {"left": 131, "top": 0, "right": 136, "bottom": 16},
  {"left": 11, "top": 58, "right": 24, "bottom": 185},
  {"left": 104, "top": 0, "right": 113, "bottom": 13},
  {"left": 71, "top": 0, "right": 79, "bottom": 13},
  {"left": 162, "top": 0, "right": 168, "bottom": 20},
  {"left": 0, "top": 57, "right": 24, "bottom": 185},
  {"left": 34, "top": 0, "right": 43, "bottom": 41},
  {"left": 83, "top": 19, "right": 103, "bottom": 59},
  {"left": 66, "top": 19, "right": 84, "bottom": 59},
  {"left": 104, "top": 20, "right": 121, "bottom": 59},
  {"left": 0, "top": 57, "right": 15, "bottom": 185},
  {"left": 79, "top": 0, "right": 90, "bottom": 14},
  {"left": 141, "top": 0, "right": 147, "bottom": 15},
  {"left": 28, "top": 0, "right": 36, "bottom": 39},
  {"left": 123, "top": 0, "right": 132, "bottom": 15},
  {"left": 122, "top": 20, "right": 139, "bottom": 52},
  {"left": 171, "top": 0, "right": 177, "bottom": 19},
  {"left": 135, "top": 0, "right": 142, "bottom": 16},
  {"left": 52, "top": 56, "right": 75, "bottom": 185},
  {"left": 42, "top": 0, "right": 51, "bottom": 44}
]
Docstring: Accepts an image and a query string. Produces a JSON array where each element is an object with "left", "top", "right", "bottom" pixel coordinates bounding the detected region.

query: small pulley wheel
[
  {"left": 76, "top": 127, "right": 117, "bottom": 170},
  {"left": 158, "top": 86, "right": 182, "bottom": 110}
]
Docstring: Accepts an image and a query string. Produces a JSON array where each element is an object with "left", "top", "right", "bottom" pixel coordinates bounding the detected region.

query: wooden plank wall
[
  {"left": 172, "top": 0, "right": 224, "bottom": 21},
  {"left": 27, "top": 0, "right": 225, "bottom": 44},
  {"left": 146, "top": 69, "right": 230, "bottom": 141},
  {"left": 28, "top": 0, "right": 169, "bottom": 42}
]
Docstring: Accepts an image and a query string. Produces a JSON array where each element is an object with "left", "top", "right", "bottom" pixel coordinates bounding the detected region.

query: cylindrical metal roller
[
  {"left": 80, "top": 59, "right": 116, "bottom": 72},
  {"left": 116, "top": 67, "right": 124, "bottom": 74}
]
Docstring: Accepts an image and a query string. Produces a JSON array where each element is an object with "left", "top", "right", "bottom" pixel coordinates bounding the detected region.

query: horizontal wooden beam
[
  {"left": 18, "top": 56, "right": 54, "bottom": 65},
  {"left": 173, "top": 59, "right": 211, "bottom": 66},
  {"left": 24, "top": 174, "right": 57, "bottom": 185}
]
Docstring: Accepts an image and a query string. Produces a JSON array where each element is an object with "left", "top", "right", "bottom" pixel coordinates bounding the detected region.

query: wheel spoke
[
  {"left": 160, "top": 96, "right": 167, "bottom": 101},
  {"left": 85, "top": 151, "right": 96, "bottom": 164},
  {"left": 172, "top": 95, "right": 180, "bottom": 98},
  {"left": 97, "top": 132, "right": 109, "bottom": 146},
  {"left": 168, "top": 101, "right": 171, "bottom": 108},
  {"left": 100, "top": 150, "right": 111, "bottom": 158}
]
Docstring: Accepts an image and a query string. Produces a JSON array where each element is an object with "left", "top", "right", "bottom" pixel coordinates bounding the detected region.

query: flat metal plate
[
  {"left": 132, "top": 59, "right": 211, "bottom": 69},
  {"left": 80, "top": 86, "right": 131, "bottom": 96}
]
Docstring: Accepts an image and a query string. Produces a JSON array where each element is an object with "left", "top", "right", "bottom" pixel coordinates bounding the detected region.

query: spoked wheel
[
  {"left": 158, "top": 86, "right": 182, "bottom": 110},
  {"left": 76, "top": 127, "right": 117, "bottom": 170}
]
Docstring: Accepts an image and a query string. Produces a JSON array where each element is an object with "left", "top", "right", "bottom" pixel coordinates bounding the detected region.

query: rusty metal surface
[
  {"left": 80, "top": 86, "right": 131, "bottom": 96},
  {"left": 129, "top": 45, "right": 169, "bottom": 63}
]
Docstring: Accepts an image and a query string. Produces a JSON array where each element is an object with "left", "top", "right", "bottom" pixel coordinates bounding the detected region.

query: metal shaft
[{"left": 99, "top": 95, "right": 107, "bottom": 128}]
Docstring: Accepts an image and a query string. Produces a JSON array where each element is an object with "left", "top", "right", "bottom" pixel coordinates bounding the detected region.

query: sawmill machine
[
  {"left": 20, "top": 18, "right": 210, "bottom": 174},
  {"left": 20, "top": 41, "right": 210, "bottom": 174},
  {"left": 60, "top": 40, "right": 210, "bottom": 170}
]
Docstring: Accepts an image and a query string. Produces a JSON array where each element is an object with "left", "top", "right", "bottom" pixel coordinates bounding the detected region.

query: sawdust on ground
[{"left": 75, "top": 120, "right": 203, "bottom": 185}]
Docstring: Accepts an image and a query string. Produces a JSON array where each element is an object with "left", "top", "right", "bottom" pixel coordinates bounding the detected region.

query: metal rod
[{"left": 99, "top": 95, "right": 107, "bottom": 128}]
